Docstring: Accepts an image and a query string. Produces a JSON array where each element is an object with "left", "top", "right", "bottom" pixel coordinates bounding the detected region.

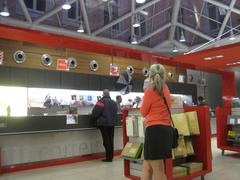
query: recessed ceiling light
[
  {"left": 179, "top": 30, "right": 186, "bottom": 42},
  {"left": 0, "top": 5, "right": 10, "bottom": 17},
  {"left": 136, "top": 0, "right": 146, "bottom": 4},
  {"left": 62, "top": 0, "right": 71, "bottom": 10},
  {"left": 216, "top": 55, "right": 224, "bottom": 58},
  {"left": 77, "top": 21, "right": 84, "bottom": 33},
  {"left": 172, "top": 46, "right": 178, "bottom": 53},
  {"left": 229, "top": 30, "right": 236, "bottom": 41},
  {"left": 203, "top": 57, "right": 212, "bottom": 60},
  {"left": 133, "top": 15, "right": 140, "bottom": 27},
  {"left": 131, "top": 35, "right": 138, "bottom": 44}
]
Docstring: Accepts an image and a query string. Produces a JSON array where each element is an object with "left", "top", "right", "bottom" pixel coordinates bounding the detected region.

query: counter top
[{"left": 0, "top": 114, "right": 122, "bottom": 136}]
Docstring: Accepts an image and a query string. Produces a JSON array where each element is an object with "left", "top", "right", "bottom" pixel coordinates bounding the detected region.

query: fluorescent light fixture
[
  {"left": 136, "top": 0, "right": 146, "bottom": 3},
  {"left": 133, "top": 15, "right": 140, "bottom": 27},
  {"left": 216, "top": 55, "right": 224, "bottom": 58},
  {"left": 203, "top": 55, "right": 224, "bottom": 60},
  {"left": 226, "top": 63, "right": 231, "bottom": 66},
  {"left": 62, "top": 0, "right": 71, "bottom": 10},
  {"left": 131, "top": 35, "right": 138, "bottom": 44},
  {"left": 172, "top": 46, "right": 178, "bottom": 53},
  {"left": 179, "top": 30, "right": 186, "bottom": 42},
  {"left": 77, "top": 21, "right": 84, "bottom": 33},
  {"left": 229, "top": 30, "right": 235, "bottom": 41},
  {"left": 140, "top": 10, "right": 148, "bottom": 16},
  {"left": 203, "top": 57, "right": 211, "bottom": 60},
  {"left": 0, "top": 5, "right": 10, "bottom": 17}
]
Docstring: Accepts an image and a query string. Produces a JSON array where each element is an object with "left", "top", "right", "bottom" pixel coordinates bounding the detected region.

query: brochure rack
[
  {"left": 216, "top": 98, "right": 240, "bottom": 155},
  {"left": 122, "top": 106, "right": 212, "bottom": 180}
]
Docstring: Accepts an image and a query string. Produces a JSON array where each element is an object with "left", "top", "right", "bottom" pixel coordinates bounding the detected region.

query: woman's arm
[{"left": 140, "top": 88, "right": 152, "bottom": 117}]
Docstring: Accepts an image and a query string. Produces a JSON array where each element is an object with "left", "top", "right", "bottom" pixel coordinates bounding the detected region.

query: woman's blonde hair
[{"left": 149, "top": 64, "right": 165, "bottom": 95}]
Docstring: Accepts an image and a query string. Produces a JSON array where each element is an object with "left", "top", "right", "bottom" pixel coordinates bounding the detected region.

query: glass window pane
[
  {"left": 36, "top": 0, "right": 46, "bottom": 11},
  {"left": 68, "top": 2, "right": 77, "bottom": 19},
  {"left": 24, "top": 0, "right": 33, "bottom": 9}
]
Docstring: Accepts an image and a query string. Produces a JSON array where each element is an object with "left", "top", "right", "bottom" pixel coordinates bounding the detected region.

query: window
[
  {"left": 24, "top": 0, "right": 46, "bottom": 12},
  {"left": 68, "top": 2, "right": 77, "bottom": 19},
  {"left": 207, "top": 3, "right": 219, "bottom": 30},
  {"left": 104, "top": 4, "right": 109, "bottom": 25},
  {"left": 24, "top": 0, "right": 33, "bottom": 9},
  {"left": 140, "top": 16, "right": 146, "bottom": 37},
  {"left": 36, "top": 0, "right": 46, "bottom": 11}
]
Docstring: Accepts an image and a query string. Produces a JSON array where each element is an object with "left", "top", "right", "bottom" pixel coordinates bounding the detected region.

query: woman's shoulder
[{"left": 144, "top": 87, "right": 154, "bottom": 94}]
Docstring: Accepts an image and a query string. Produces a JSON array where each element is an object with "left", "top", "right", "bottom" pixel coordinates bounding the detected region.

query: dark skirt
[{"left": 144, "top": 125, "right": 173, "bottom": 160}]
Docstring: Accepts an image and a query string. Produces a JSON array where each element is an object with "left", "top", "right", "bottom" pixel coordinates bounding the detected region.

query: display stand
[
  {"left": 216, "top": 98, "right": 240, "bottom": 155},
  {"left": 122, "top": 106, "right": 212, "bottom": 180}
]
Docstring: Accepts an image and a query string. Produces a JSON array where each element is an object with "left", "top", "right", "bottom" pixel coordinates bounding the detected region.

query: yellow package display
[
  {"left": 121, "top": 142, "right": 143, "bottom": 159},
  {"left": 185, "top": 140, "right": 195, "bottom": 155},
  {"left": 185, "top": 111, "right": 200, "bottom": 135},
  {"left": 171, "top": 113, "right": 190, "bottom": 136},
  {"left": 228, "top": 130, "right": 237, "bottom": 138},
  {"left": 180, "top": 162, "right": 203, "bottom": 174},
  {"left": 173, "top": 137, "right": 187, "bottom": 158},
  {"left": 173, "top": 166, "right": 188, "bottom": 178}
]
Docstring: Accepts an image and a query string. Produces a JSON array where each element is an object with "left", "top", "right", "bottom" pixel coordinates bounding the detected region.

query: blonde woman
[{"left": 140, "top": 64, "right": 172, "bottom": 180}]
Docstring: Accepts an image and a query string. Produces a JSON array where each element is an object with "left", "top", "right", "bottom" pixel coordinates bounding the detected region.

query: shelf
[
  {"left": 227, "top": 124, "right": 240, "bottom": 126},
  {"left": 174, "top": 170, "right": 206, "bottom": 180},
  {"left": 227, "top": 139, "right": 240, "bottom": 143},
  {"left": 122, "top": 157, "right": 143, "bottom": 163}
]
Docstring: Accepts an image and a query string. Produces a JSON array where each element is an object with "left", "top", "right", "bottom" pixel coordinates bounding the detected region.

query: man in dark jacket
[{"left": 92, "top": 89, "right": 118, "bottom": 162}]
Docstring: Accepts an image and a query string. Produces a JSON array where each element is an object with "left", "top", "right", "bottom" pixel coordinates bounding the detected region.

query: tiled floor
[{"left": 0, "top": 138, "right": 240, "bottom": 180}]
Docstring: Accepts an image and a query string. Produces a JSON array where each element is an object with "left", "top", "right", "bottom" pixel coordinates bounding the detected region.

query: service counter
[
  {"left": 0, "top": 114, "right": 122, "bottom": 135},
  {"left": 0, "top": 114, "right": 123, "bottom": 167}
]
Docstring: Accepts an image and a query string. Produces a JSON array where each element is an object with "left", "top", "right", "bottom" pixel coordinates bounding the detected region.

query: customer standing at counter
[
  {"left": 116, "top": 95, "right": 122, "bottom": 113},
  {"left": 140, "top": 64, "right": 172, "bottom": 180},
  {"left": 92, "top": 89, "right": 118, "bottom": 162}
]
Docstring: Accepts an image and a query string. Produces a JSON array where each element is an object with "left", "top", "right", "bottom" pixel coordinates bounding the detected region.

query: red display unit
[
  {"left": 122, "top": 106, "right": 212, "bottom": 180},
  {"left": 216, "top": 97, "right": 240, "bottom": 155}
]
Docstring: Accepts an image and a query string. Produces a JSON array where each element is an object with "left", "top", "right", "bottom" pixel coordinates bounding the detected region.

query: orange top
[{"left": 140, "top": 86, "right": 172, "bottom": 127}]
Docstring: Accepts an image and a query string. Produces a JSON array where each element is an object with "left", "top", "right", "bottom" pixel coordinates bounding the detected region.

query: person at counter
[
  {"left": 198, "top": 96, "right": 208, "bottom": 106},
  {"left": 92, "top": 89, "right": 118, "bottom": 162},
  {"left": 116, "top": 95, "right": 122, "bottom": 113}
]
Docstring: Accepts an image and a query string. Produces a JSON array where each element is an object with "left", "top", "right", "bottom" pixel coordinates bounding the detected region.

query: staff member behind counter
[{"left": 92, "top": 89, "right": 118, "bottom": 162}]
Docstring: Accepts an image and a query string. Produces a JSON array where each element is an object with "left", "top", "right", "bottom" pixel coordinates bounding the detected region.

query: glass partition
[{"left": 0, "top": 86, "right": 193, "bottom": 116}]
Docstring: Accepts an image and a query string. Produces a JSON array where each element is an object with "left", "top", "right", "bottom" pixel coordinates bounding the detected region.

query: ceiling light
[
  {"left": 172, "top": 46, "right": 178, "bottom": 53},
  {"left": 216, "top": 55, "right": 224, "bottom": 58},
  {"left": 203, "top": 57, "right": 211, "bottom": 60},
  {"left": 136, "top": 0, "right": 146, "bottom": 3},
  {"left": 140, "top": 10, "right": 148, "bottom": 16},
  {"left": 0, "top": 1, "right": 10, "bottom": 17},
  {"left": 77, "top": 21, "right": 84, "bottom": 33},
  {"left": 131, "top": 35, "right": 138, "bottom": 44},
  {"left": 133, "top": 15, "right": 140, "bottom": 27},
  {"left": 62, "top": 0, "right": 71, "bottom": 10},
  {"left": 179, "top": 30, "right": 186, "bottom": 42},
  {"left": 226, "top": 63, "right": 231, "bottom": 66},
  {"left": 229, "top": 30, "right": 235, "bottom": 41}
]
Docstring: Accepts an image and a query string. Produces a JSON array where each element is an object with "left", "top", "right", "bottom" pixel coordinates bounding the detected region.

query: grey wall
[
  {"left": 187, "top": 70, "right": 222, "bottom": 109},
  {"left": 234, "top": 69, "right": 240, "bottom": 96}
]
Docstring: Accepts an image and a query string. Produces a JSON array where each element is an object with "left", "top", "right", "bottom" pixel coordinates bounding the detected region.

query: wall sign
[
  {"left": 110, "top": 63, "right": 120, "bottom": 76},
  {"left": 57, "top": 59, "right": 69, "bottom": 71},
  {"left": 0, "top": 50, "right": 3, "bottom": 65}
]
